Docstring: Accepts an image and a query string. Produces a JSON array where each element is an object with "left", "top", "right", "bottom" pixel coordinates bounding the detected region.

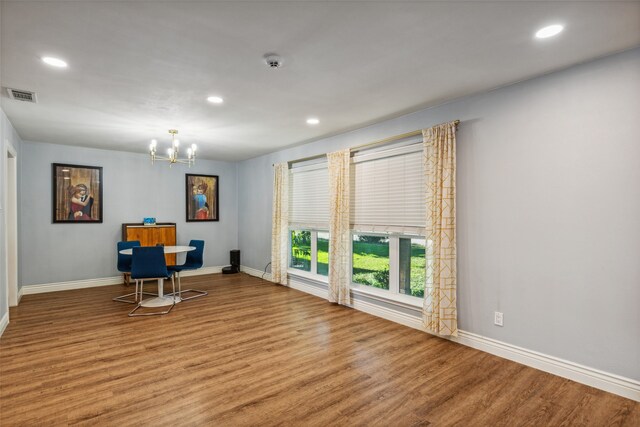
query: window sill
[
  {"left": 286, "top": 270, "right": 423, "bottom": 311},
  {"left": 350, "top": 285, "right": 423, "bottom": 310},
  {"left": 287, "top": 269, "right": 329, "bottom": 284}
]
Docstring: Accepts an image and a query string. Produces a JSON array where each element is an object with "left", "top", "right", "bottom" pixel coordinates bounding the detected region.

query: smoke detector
[
  {"left": 264, "top": 54, "right": 283, "bottom": 69},
  {"left": 6, "top": 88, "right": 37, "bottom": 103}
]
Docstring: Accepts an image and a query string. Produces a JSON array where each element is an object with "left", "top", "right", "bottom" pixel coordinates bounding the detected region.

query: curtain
[
  {"left": 422, "top": 121, "right": 458, "bottom": 336},
  {"left": 271, "top": 163, "right": 289, "bottom": 285},
  {"left": 327, "top": 149, "right": 351, "bottom": 305}
]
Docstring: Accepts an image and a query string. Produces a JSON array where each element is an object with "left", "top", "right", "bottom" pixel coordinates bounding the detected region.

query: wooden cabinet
[{"left": 122, "top": 223, "right": 177, "bottom": 265}]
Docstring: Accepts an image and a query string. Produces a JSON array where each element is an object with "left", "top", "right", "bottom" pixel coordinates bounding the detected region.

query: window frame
[
  {"left": 287, "top": 228, "right": 424, "bottom": 308},
  {"left": 288, "top": 228, "right": 329, "bottom": 280},
  {"left": 349, "top": 231, "right": 425, "bottom": 302}
]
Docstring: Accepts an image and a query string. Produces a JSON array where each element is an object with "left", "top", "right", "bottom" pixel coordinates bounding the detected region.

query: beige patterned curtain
[
  {"left": 422, "top": 122, "right": 458, "bottom": 336},
  {"left": 271, "top": 163, "right": 289, "bottom": 285},
  {"left": 327, "top": 149, "right": 351, "bottom": 305}
]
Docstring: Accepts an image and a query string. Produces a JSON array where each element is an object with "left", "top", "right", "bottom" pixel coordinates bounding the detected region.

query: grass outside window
[{"left": 352, "top": 235, "right": 390, "bottom": 290}]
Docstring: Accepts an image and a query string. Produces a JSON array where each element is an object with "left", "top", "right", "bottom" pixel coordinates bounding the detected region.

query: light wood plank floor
[{"left": 1, "top": 273, "right": 638, "bottom": 426}]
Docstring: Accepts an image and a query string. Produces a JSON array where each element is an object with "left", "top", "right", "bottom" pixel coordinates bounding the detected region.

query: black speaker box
[
  {"left": 230, "top": 249, "right": 240, "bottom": 267},
  {"left": 223, "top": 249, "right": 241, "bottom": 274}
]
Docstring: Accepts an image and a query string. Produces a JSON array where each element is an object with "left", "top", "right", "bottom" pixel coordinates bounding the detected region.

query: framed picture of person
[
  {"left": 52, "top": 163, "right": 103, "bottom": 223},
  {"left": 186, "top": 173, "right": 219, "bottom": 222}
]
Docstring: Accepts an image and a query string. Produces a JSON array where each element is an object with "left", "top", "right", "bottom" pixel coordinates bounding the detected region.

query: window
[
  {"left": 287, "top": 141, "right": 428, "bottom": 303},
  {"left": 348, "top": 144, "right": 425, "bottom": 299},
  {"left": 289, "top": 162, "right": 330, "bottom": 277},
  {"left": 399, "top": 237, "right": 425, "bottom": 298},
  {"left": 352, "top": 234, "right": 390, "bottom": 290},
  {"left": 289, "top": 229, "right": 329, "bottom": 277},
  {"left": 290, "top": 230, "right": 311, "bottom": 272},
  {"left": 350, "top": 145, "right": 424, "bottom": 234},
  {"left": 317, "top": 232, "right": 329, "bottom": 276}
]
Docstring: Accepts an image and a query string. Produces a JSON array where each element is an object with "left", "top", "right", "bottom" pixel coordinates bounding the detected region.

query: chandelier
[{"left": 149, "top": 129, "right": 197, "bottom": 167}]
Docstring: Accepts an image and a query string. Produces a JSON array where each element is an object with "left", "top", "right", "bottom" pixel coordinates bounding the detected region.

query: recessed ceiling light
[
  {"left": 306, "top": 118, "right": 320, "bottom": 125},
  {"left": 207, "top": 96, "right": 224, "bottom": 104},
  {"left": 41, "top": 56, "right": 68, "bottom": 68},
  {"left": 535, "top": 24, "right": 564, "bottom": 39}
]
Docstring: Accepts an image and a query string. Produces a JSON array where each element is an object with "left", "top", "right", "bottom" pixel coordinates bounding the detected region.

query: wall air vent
[{"left": 6, "top": 88, "right": 37, "bottom": 103}]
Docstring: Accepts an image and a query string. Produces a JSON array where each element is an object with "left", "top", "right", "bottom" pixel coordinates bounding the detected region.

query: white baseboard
[
  {"left": 0, "top": 312, "right": 9, "bottom": 338},
  {"left": 240, "top": 265, "right": 272, "bottom": 281},
  {"left": 20, "top": 266, "right": 225, "bottom": 295},
  {"left": 287, "top": 276, "right": 640, "bottom": 402},
  {"left": 16, "top": 286, "right": 23, "bottom": 304},
  {"left": 180, "top": 266, "right": 223, "bottom": 277},
  {"left": 452, "top": 331, "right": 640, "bottom": 402},
  {"left": 22, "top": 276, "right": 124, "bottom": 295}
]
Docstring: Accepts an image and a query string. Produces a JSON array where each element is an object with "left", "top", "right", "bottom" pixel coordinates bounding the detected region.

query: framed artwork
[
  {"left": 52, "top": 163, "right": 103, "bottom": 223},
  {"left": 186, "top": 173, "right": 219, "bottom": 222}
]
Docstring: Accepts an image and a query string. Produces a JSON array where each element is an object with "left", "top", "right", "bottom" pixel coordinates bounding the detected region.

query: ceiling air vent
[{"left": 6, "top": 88, "right": 37, "bottom": 103}]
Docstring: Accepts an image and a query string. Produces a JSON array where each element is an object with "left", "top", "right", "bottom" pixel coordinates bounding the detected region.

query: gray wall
[
  {"left": 0, "top": 109, "right": 23, "bottom": 320},
  {"left": 19, "top": 142, "right": 238, "bottom": 285},
  {"left": 237, "top": 48, "right": 640, "bottom": 380}
]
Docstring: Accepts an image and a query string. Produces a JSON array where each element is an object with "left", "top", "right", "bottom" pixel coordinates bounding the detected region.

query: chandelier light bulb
[
  {"left": 191, "top": 144, "right": 197, "bottom": 152},
  {"left": 167, "top": 148, "right": 172, "bottom": 156}
]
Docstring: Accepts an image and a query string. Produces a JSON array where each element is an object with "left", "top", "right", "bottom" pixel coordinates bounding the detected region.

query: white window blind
[
  {"left": 289, "top": 163, "right": 329, "bottom": 229},
  {"left": 350, "top": 144, "right": 425, "bottom": 235}
]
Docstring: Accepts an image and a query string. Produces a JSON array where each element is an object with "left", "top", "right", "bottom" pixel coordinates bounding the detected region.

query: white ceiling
[{"left": 1, "top": 1, "right": 639, "bottom": 161}]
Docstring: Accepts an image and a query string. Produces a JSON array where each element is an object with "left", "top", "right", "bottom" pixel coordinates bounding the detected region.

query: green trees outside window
[
  {"left": 352, "top": 235, "right": 390, "bottom": 290},
  {"left": 290, "top": 230, "right": 311, "bottom": 272},
  {"left": 317, "top": 232, "right": 329, "bottom": 276},
  {"left": 399, "top": 238, "right": 426, "bottom": 298}
]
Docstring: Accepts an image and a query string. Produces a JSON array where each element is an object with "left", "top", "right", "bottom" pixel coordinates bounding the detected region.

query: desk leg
[
  {"left": 158, "top": 278, "right": 164, "bottom": 297},
  {"left": 139, "top": 278, "right": 179, "bottom": 307}
]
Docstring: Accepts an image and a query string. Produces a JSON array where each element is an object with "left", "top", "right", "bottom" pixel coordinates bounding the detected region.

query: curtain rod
[{"left": 273, "top": 120, "right": 459, "bottom": 166}]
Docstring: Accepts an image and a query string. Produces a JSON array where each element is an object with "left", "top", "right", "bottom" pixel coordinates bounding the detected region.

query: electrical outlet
[{"left": 494, "top": 311, "right": 504, "bottom": 327}]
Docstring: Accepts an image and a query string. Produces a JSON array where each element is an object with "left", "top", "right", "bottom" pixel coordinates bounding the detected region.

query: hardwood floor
[{"left": 1, "top": 273, "right": 638, "bottom": 426}]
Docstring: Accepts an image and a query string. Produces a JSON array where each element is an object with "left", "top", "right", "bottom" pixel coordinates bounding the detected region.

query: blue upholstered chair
[
  {"left": 168, "top": 240, "right": 207, "bottom": 301},
  {"left": 113, "top": 240, "right": 157, "bottom": 304},
  {"left": 128, "top": 246, "right": 176, "bottom": 317}
]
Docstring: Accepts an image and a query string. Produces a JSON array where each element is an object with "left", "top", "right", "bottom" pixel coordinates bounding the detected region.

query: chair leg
[
  {"left": 179, "top": 271, "right": 208, "bottom": 301},
  {"left": 113, "top": 278, "right": 156, "bottom": 304},
  {"left": 179, "top": 288, "right": 208, "bottom": 300},
  {"left": 167, "top": 272, "right": 182, "bottom": 300},
  {"left": 170, "top": 271, "right": 208, "bottom": 301}
]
